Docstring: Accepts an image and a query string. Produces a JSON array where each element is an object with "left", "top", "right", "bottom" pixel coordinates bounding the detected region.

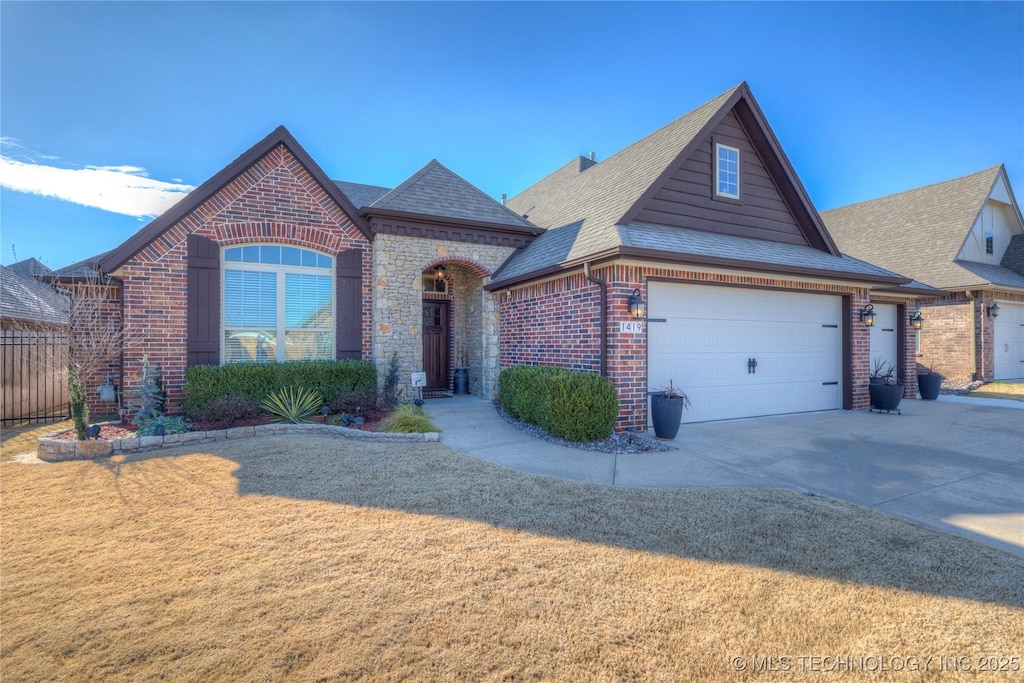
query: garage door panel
[
  {"left": 648, "top": 282, "right": 843, "bottom": 424},
  {"left": 994, "top": 301, "right": 1024, "bottom": 380}
]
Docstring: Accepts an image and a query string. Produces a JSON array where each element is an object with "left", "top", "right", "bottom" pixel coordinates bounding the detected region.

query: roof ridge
[{"left": 822, "top": 164, "right": 1003, "bottom": 214}]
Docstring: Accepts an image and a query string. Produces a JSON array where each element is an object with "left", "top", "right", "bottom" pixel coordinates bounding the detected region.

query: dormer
[{"left": 957, "top": 170, "right": 1024, "bottom": 264}]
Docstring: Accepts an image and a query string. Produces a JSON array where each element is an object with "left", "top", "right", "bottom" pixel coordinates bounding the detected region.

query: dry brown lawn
[
  {"left": 2, "top": 435, "right": 1022, "bottom": 682},
  {"left": 968, "top": 381, "right": 1024, "bottom": 402}
]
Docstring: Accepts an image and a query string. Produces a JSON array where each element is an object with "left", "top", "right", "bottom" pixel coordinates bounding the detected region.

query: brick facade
[
  {"left": 500, "top": 262, "right": 905, "bottom": 431},
  {"left": 920, "top": 290, "right": 1024, "bottom": 385},
  {"left": 117, "top": 144, "right": 371, "bottom": 415}
]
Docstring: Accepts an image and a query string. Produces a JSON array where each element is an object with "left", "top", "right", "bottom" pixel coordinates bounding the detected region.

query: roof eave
[
  {"left": 99, "top": 126, "right": 371, "bottom": 273},
  {"left": 363, "top": 207, "right": 542, "bottom": 236}
]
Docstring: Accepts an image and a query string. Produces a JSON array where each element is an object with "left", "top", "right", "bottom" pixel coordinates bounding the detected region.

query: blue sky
[{"left": 1, "top": 1, "right": 1021, "bottom": 269}]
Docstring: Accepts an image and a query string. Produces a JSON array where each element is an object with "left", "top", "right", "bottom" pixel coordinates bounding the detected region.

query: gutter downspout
[
  {"left": 584, "top": 262, "right": 608, "bottom": 377},
  {"left": 966, "top": 290, "right": 978, "bottom": 381}
]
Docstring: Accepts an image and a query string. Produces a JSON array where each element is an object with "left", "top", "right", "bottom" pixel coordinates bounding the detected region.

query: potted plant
[
  {"left": 649, "top": 380, "right": 691, "bottom": 440},
  {"left": 868, "top": 360, "right": 903, "bottom": 414},
  {"left": 916, "top": 361, "right": 942, "bottom": 400},
  {"left": 453, "top": 342, "right": 469, "bottom": 395}
]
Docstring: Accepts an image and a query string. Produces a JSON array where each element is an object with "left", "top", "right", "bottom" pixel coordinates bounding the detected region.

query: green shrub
[
  {"left": 498, "top": 365, "right": 562, "bottom": 427},
  {"left": 328, "top": 387, "right": 378, "bottom": 418},
  {"left": 183, "top": 360, "right": 375, "bottom": 417},
  {"left": 378, "top": 403, "right": 437, "bottom": 434},
  {"left": 498, "top": 365, "right": 618, "bottom": 442},
  {"left": 190, "top": 394, "right": 264, "bottom": 430},
  {"left": 379, "top": 352, "right": 400, "bottom": 411},
  {"left": 261, "top": 387, "right": 324, "bottom": 424},
  {"left": 136, "top": 415, "right": 190, "bottom": 437}
]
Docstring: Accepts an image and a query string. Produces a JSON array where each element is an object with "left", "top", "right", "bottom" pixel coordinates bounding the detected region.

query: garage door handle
[{"left": 748, "top": 358, "right": 758, "bottom": 374}]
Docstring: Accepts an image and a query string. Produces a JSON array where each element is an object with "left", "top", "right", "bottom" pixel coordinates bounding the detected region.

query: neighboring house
[
  {"left": 1, "top": 262, "right": 70, "bottom": 425},
  {"left": 51, "top": 82, "right": 932, "bottom": 430},
  {"left": 822, "top": 166, "right": 1024, "bottom": 384}
]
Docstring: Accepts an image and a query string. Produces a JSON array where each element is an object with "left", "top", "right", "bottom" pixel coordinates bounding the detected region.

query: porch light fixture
[
  {"left": 434, "top": 264, "right": 447, "bottom": 281},
  {"left": 987, "top": 303, "right": 1000, "bottom": 318},
  {"left": 910, "top": 311, "right": 924, "bottom": 330},
  {"left": 627, "top": 288, "right": 646, "bottom": 319},
  {"left": 860, "top": 304, "right": 877, "bottom": 327}
]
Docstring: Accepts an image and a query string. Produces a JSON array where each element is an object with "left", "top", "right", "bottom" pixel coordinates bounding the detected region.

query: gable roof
[
  {"left": 9, "top": 257, "right": 52, "bottom": 279},
  {"left": 99, "top": 126, "right": 370, "bottom": 274},
  {"left": 821, "top": 165, "right": 1024, "bottom": 291},
  {"left": 334, "top": 180, "right": 392, "bottom": 210},
  {"left": 494, "top": 82, "right": 849, "bottom": 287},
  {"left": 0, "top": 264, "right": 69, "bottom": 325},
  {"left": 39, "top": 251, "right": 111, "bottom": 284},
  {"left": 365, "top": 159, "right": 536, "bottom": 230}
]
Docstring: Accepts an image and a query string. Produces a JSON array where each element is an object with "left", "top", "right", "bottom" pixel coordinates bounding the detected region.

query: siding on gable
[{"left": 633, "top": 110, "right": 807, "bottom": 246}]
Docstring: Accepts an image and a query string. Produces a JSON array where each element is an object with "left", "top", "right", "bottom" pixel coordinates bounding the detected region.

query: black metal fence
[{"left": 1, "top": 328, "right": 69, "bottom": 427}]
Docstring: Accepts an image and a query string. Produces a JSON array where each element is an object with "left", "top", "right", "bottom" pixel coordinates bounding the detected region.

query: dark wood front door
[{"left": 422, "top": 301, "right": 449, "bottom": 391}]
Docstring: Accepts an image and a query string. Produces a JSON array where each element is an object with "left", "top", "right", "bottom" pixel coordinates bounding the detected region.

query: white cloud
[{"left": 0, "top": 152, "right": 194, "bottom": 218}]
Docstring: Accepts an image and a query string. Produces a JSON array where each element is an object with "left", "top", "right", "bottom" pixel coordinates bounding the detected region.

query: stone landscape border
[{"left": 37, "top": 423, "right": 439, "bottom": 462}]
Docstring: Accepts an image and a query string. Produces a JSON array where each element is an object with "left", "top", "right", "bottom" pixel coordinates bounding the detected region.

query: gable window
[
  {"left": 985, "top": 233, "right": 994, "bottom": 255},
  {"left": 222, "top": 245, "right": 334, "bottom": 364},
  {"left": 715, "top": 143, "right": 740, "bottom": 199}
]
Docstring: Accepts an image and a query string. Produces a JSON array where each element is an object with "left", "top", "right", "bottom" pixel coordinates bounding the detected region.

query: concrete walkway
[{"left": 424, "top": 395, "right": 1024, "bottom": 558}]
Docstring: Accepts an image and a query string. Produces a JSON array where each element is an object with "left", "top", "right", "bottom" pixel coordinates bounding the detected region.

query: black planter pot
[
  {"left": 650, "top": 394, "right": 686, "bottom": 440},
  {"left": 918, "top": 373, "right": 942, "bottom": 400},
  {"left": 453, "top": 368, "right": 469, "bottom": 395},
  {"left": 868, "top": 383, "right": 903, "bottom": 414}
]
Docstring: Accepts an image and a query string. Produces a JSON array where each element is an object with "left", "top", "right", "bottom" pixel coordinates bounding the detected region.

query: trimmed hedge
[
  {"left": 182, "top": 360, "right": 377, "bottom": 417},
  {"left": 498, "top": 365, "right": 618, "bottom": 442}
]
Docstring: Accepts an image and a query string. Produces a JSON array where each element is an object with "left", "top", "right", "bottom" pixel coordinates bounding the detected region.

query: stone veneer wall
[
  {"left": 372, "top": 233, "right": 515, "bottom": 400},
  {"left": 502, "top": 262, "right": 875, "bottom": 432}
]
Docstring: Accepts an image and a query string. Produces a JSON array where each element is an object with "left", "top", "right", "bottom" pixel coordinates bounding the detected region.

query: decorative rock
[
  {"left": 76, "top": 441, "right": 112, "bottom": 459},
  {"left": 139, "top": 436, "right": 164, "bottom": 449},
  {"left": 119, "top": 438, "right": 141, "bottom": 451},
  {"left": 162, "top": 433, "right": 183, "bottom": 445},
  {"left": 224, "top": 426, "right": 255, "bottom": 439}
]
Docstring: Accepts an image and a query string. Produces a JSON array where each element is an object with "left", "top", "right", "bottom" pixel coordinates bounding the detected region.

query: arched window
[{"left": 222, "top": 245, "right": 334, "bottom": 363}]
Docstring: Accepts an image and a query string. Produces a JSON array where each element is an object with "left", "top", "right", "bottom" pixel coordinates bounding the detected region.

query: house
[
  {"left": 491, "top": 82, "right": 939, "bottom": 427},
  {"left": 822, "top": 166, "right": 1024, "bottom": 385},
  {"left": 1, "top": 261, "right": 70, "bottom": 425},
  {"left": 54, "top": 82, "right": 933, "bottom": 430}
]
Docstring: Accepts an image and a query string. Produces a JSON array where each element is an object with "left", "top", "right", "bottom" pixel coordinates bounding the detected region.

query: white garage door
[
  {"left": 869, "top": 304, "right": 898, "bottom": 377},
  {"left": 993, "top": 301, "right": 1024, "bottom": 380},
  {"left": 647, "top": 282, "right": 844, "bottom": 423}
]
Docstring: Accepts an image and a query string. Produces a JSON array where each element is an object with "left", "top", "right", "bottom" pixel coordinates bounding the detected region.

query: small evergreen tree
[{"left": 68, "top": 371, "right": 89, "bottom": 441}]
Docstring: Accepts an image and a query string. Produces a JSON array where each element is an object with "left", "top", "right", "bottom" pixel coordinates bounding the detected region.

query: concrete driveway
[{"left": 424, "top": 396, "right": 1024, "bottom": 558}]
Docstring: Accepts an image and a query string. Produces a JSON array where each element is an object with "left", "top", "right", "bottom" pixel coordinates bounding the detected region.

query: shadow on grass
[{"left": 112, "top": 432, "right": 1024, "bottom": 610}]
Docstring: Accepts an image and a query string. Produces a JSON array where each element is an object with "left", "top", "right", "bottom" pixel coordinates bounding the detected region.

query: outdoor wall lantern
[
  {"left": 434, "top": 264, "right": 447, "bottom": 281},
  {"left": 860, "top": 304, "right": 877, "bottom": 327},
  {"left": 987, "top": 303, "right": 1000, "bottom": 318},
  {"left": 910, "top": 311, "right": 924, "bottom": 330},
  {"left": 627, "top": 288, "right": 646, "bottom": 319}
]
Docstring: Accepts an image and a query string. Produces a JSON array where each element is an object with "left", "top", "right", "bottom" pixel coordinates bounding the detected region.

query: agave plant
[{"left": 261, "top": 387, "right": 324, "bottom": 424}]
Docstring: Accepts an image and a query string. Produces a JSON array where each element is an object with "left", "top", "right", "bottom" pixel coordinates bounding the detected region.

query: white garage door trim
[
  {"left": 993, "top": 301, "right": 1024, "bottom": 380},
  {"left": 647, "top": 282, "right": 844, "bottom": 424}
]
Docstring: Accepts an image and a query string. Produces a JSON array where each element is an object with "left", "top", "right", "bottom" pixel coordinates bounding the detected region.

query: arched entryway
[{"left": 421, "top": 258, "right": 491, "bottom": 397}]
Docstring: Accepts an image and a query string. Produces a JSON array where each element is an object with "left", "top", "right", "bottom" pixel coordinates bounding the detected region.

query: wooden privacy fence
[{"left": 1, "top": 328, "right": 69, "bottom": 427}]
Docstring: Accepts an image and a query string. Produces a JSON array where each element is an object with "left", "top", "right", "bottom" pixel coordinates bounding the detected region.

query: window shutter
[
  {"left": 187, "top": 234, "right": 221, "bottom": 367},
  {"left": 336, "top": 248, "right": 363, "bottom": 359}
]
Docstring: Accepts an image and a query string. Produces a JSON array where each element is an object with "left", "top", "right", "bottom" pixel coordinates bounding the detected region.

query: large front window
[{"left": 222, "top": 245, "right": 334, "bottom": 363}]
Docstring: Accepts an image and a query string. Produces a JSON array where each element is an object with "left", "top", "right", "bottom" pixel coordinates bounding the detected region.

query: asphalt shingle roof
[
  {"left": 369, "top": 160, "right": 535, "bottom": 229},
  {"left": 1001, "top": 233, "right": 1024, "bottom": 276},
  {"left": 9, "top": 258, "right": 52, "bottom": 278},
  {"left": 42, "top": 252, "right": 111, "bottom": 283},
  {"left": 0, "top": 265, "right": 69, "bottom": 325},
  {"left": 821, "top": 166, "right": 1023, "bottom": 291},
  {"left": 504, "top": 85, "right": 739, "bottom": 263},
  {"left": 333, "top": 181, "right": 392, "bottom": 210}
]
